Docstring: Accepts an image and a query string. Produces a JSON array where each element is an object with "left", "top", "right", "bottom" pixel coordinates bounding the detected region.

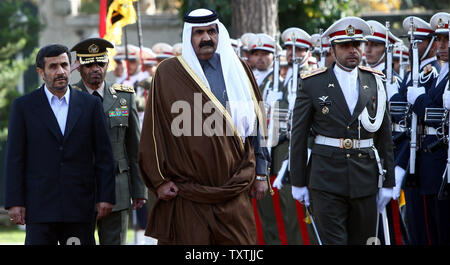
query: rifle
[
  {"left": 440, "top": 21, "right": 450, "bottom": 199},
  {"left": 385, "top": 21, "right": 394, "bottom": 85},
  {"left": 318, "top": 28, "right": 325, "bottom": 68},
  {"left": 409, "top": 17, "right": 420, "bottom": 175},
  {"left": 266, "top": 34, "right": 282, "bottom": 149}
]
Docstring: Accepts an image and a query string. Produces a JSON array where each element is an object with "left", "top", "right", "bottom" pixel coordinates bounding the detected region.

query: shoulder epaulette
[
  {"left": 72, "top": 85, "right": 82, "bottom": 91},
  {"left": 358, "top": 65, "right": 384, "bottom": 76},
  {"left": 111, "top": 83, "right": 135, "bottom": 93},
  {"left": 301, "top": 67, "right": 327, "bottom": 79}
]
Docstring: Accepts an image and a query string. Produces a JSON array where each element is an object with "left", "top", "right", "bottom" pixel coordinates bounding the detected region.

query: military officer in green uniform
[
  {"left": 70, "top": 38, "right": 148, "bottom": 245},
  {"left": 289, "top": 17, "right": 395, "bottom": 245}
]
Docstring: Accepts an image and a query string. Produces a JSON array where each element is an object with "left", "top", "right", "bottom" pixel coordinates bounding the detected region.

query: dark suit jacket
[
  {"left": 4, "top": 85, "right": 115, "bottom": 223},
  {"left": 290, "top": 64, "right": 395, "bottom": 198}
]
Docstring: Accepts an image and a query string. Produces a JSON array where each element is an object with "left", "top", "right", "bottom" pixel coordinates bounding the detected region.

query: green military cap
[{"left": 70, "top": 37, "right": 114, "bottom": 65}]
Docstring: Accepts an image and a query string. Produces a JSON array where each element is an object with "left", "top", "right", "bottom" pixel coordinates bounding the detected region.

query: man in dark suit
[
  {"left": 289, "top": 17, "right": 395, "bottom": 245},
  {"left": 70, "top": 38, "right": 148, "bottom": 245},
  {"left": 4, "top": 44, "right": 115, "bottom": 245}
]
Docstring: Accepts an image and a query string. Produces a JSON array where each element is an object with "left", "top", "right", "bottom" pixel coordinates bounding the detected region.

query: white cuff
[{"left": 407, "top": 86, "right": 425, "bottom": 105}]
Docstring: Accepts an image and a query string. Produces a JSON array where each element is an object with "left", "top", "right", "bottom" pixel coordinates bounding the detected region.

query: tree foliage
[
  {"left": 0, "top": 0, "right": 41, "bottom": 142},
  {"left": 180, "top": 0, "right": 357, "bottom": 36}
]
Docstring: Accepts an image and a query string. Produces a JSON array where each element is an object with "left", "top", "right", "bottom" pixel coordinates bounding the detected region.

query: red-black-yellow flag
[{"left": 104, "top": 0, "right": 137, "bottom": 45}]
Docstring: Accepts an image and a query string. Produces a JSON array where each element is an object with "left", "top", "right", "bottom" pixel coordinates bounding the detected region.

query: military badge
[
  {"left": 345, "top": 25, "right": 355, "bottom": 36},
  {"left": 120, "top": 98, "right": 127, "bottom": 106},
  {"left": 328, "top": 83, "right": 335, "bottom": 88},
  {"left": 88, "top": 44, "right": 99, "bottom": 54},
  {"left": 318, "top": 96, "right": 331, "bottom": 115}
]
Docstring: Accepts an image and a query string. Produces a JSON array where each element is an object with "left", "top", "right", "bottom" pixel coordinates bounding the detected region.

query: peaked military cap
[
  {"left": 141, "top": 47, "right": 157, "bottom": 66},
  {"left": 172, "top": 42, "right": 182, "bottom": 56},
  {"left": 70, "top": 37, "right": 114, "bottom": 65},
  {"left": 249, "top": 33, "right": 277, "bottom": 54},
  {"left": 323, "top": 17, "right": 371, "bottom": 44},
  {"left": 240, "top": 32, "right": 257, "bottom": 52},
  {"left": 152, "top": 42, "right": 174, "bottom": 59},
  {"left": 403, "top": 16, "right": 434, "bottom": 40},
  {"left": 366, "top": 20, "right": 401, "bottom": 44},
  {"left": 430, "top": 12, "right": 450, "bottom": 35},
  {"left": 393, "top": 43, "right": 409, "bottom": 60},
  {"left": 282, "top": 27, "right": 312, "bottom": 49},
  {"left": 311, "top": 33, "right": 331, "bottom": 54}
]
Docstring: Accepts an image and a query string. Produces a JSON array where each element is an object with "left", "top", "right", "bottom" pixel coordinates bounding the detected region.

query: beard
[
  {"left": 82, "top": 71, "right": 104, "bottom": 86},
  {"left": 46, "top": 74, "right": 68, "bottom": 91}
]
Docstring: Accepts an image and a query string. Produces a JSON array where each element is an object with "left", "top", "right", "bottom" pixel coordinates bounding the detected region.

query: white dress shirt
[
  {"left": 44, "top": 85, "right": 70, "bottom": 135},
  {"left": 85, "top": 81, "right": 106, "bottom": 98},
  {"left": 437, "top": 62, "right": 448, "bottom": 86},
  {"left": 253, "top": 68, "right": 272, "bottom": 86},
  {"left": 334, "top": 65, "right": 359, "bottom": 115}
]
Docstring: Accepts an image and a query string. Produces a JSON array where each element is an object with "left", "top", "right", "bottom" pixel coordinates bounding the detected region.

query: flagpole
[{"left": 135, "top": 0, "right": 145, "bottom": 71}]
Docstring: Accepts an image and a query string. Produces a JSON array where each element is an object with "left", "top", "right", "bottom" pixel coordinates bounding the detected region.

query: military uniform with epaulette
[
  {"left": 70, "top": 38, "right": 147, "bottom": 245},
  {"left": 290, "top": 18, "right": 395, "bottom": 245},
  {"left": 390, "top": 14, "right": 450, "bottom": 245}
]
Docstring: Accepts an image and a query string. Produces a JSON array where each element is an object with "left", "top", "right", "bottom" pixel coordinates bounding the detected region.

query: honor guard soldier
[
  {"left": 290, "top": 17, "right": 395, "bottom": 245},
  {"left": 365, "top": 20, "right": 402, "bottom": 101},
  {"left": 248, "top": 33, "right": 278, "bottom": 91},
  {"left": 312, "top": 34, "right": 335, "bottom": 68},
  {"left": 389, "top": 16, "right": 442, "bottom": 245},
  {"left": 136, "top": 47, "right": 157, "bottom": 128},
  {"left": 248, "top": 33, "right": 304, "bottom": 245},
  {"left": 281, "top": 27, "right": 314, "bottom": 112},
  {"left": 70, "top": 38, "right": 148, "bottom": 245},
  {"left": 120, "top": 44, "right": 150, "bottom": 88},
  {"left": 112, "top": 45, "right": 127, "bottom": 84},
  {"left": 393, "top": 43, "right": 409, "bottom": 79},
  {"left": 428, "top": 12, "right": 450, "bottom": 244},
  {"left": 152, "top": 42, "right": 175, "bottom": 64},
  {"left": 365, "top": 20, "right": 408, "bottom": 245},
  {"left": 172, "top": 42, "right": 183, "bottom": 56},
  {"left": 239, "top": 32, "right": 257, "bottom": 67}
]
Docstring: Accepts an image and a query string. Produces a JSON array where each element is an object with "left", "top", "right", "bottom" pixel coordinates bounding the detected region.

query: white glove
[
  {"left": 272, "top": 174, "right": 283, "bottom": 190},
  {"left": 407, "top": 86, "right": 425, "bottom": 105},
  {"left": 385, "top": 81, "right": 399, "bottom": 101},
  {"left": 377, "top": 187, "right": 393, "bottom": 213},
  {"left": 393, "top": 166, "right": 406, "bottom": 200},
  {"left": 443, "top": 89, "right": 450, "bottom": 110},
  {"left": 291, "top": 186, "right": 310, "bottom": 206}
]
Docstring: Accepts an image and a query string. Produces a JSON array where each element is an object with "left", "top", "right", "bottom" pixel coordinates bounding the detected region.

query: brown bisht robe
[{"left": 138, "top": 56, "right": 266, "bottom": 244}]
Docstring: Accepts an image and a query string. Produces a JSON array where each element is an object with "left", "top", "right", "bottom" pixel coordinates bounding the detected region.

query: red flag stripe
[
  {"left": 99, "top": 0, "right": 107, "bottom": 38},
  {"left": 390, "top": 200, "right": 403, "bottom": 245},
  {"left": 270, "top": 176, "right": 288, "bottom": 245}
]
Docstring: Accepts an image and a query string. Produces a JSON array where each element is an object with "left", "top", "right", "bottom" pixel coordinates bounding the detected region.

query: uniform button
[
  {"left": 120, "top": 123, "right": 123, "bottom": 127},
  {"left": 347, "top": 126, "right": 350, "bottom": 130},
  {"left": 358, "top": 153, "right": 362, "bottom": 158},
  {"left": 59, "top": 146, "right": 63, "bottom": 151},
  {"left": 346, "top": 154, "right": 350, "bottom": 158}
]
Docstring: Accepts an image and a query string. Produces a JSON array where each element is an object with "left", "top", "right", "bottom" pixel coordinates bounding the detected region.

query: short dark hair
[{"left": 36, "top": 44, "right": 71, "bottom": 69}]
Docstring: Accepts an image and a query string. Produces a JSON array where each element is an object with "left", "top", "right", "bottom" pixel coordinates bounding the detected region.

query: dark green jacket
[
  {"left": 73, "top": 80, "right": 148, "bottom": 211},
  {"left": 289, "top": 64, "right": 395, "bottom": 198}
]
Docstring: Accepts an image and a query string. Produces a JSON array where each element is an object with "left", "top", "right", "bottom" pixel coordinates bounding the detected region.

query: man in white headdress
[{"left": 138, "top": 8, "right": 270, "bottom": 245}]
